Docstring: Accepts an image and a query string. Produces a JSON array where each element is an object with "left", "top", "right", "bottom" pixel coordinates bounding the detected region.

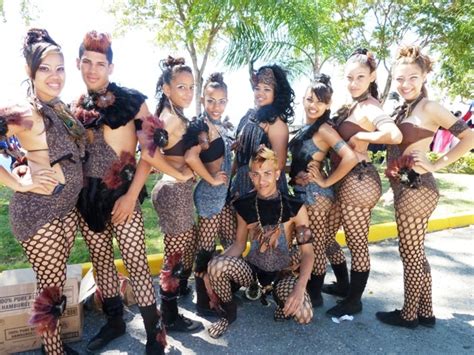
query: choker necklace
[
  {"left": 352, "top": 90, "right": 370, "bottom": 103},
  {"left": 255, "top": 191, "right": 283, "bottom": 234},
  {"left": 206, "top": 113, "right": 222, "bottom": 126},
  {"left": 396, "top": 94, "right": 425, "bottom": 124}
]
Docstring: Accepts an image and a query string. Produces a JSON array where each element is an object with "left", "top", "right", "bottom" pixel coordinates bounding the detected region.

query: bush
[{"left": 367, "top": 150, "right": 474, "bottom": 174}]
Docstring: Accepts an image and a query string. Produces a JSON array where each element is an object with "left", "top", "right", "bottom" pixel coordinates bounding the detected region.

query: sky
[{"left": 0, "top": 0, "right": 467, "bottom": 129}]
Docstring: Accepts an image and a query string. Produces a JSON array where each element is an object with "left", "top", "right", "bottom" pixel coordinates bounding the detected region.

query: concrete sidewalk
[{"left": 19, "top": 226, "right": 474, "bottom": 354}]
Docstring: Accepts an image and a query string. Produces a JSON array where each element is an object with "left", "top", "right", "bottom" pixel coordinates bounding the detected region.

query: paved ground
[{"left": 19, "top": 226, "right": 474, "bottom": 355}]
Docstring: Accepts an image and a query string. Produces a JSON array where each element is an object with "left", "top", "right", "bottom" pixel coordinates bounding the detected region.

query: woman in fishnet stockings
[
  {"left": 376, "top": 45, "right": 474, "bottom": 328},
  {"left": 325, "top": 49, "right": 402, "bottom": 317},
  {"left": 288, "top": 74, "right": 357, "bottom": 308},
  {"left": 1, "top": 28, "right": 85, "bottom": 354}
]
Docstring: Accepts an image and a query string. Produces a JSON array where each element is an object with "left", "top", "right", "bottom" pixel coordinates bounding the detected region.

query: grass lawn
[{"left": 0, "top": 172, "right": 472, "bottom": 271}]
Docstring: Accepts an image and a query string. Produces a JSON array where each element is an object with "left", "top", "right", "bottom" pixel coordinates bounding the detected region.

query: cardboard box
[
  {"left": 0, "top": 304, "right": 83, "bottom": 354},
  {"left": 0, "top": 265, "right": 82, "bottom": 314},
  {"left": 0, "top": 265, "right": 83, "bottom": 354}
]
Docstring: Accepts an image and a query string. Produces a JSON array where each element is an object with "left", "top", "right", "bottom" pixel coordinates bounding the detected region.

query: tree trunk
[
  {"left": 194, "top": 70, "right": 203, "bottom": 116},
  {"left": 312, "top": 56, "right": 320, "bottom": 79},
  {"left": 380, "top": 70, "right": 392, "bottom": 105}
]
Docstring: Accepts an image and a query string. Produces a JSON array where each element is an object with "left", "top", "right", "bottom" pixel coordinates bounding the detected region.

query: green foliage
[{"left": 428, "top": 152, "right": 474, "bottom": 174}]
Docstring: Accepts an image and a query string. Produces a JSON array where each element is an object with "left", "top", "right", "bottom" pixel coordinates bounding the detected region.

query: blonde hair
[{"left": 250, "top": 145, "right": 278, "bottom": 169}]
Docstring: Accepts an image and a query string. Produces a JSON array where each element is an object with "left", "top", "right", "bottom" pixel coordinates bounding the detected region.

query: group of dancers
[{"left": 0, "top": 28, "right": 473, "bottom": 355}]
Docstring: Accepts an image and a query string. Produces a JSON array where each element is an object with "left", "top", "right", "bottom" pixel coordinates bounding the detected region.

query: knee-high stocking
[{"left": 395, "top": 180, "right": 438, "bottom": 320}]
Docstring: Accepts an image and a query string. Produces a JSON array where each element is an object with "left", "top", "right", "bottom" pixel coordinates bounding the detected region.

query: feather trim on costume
[
  {"left": 156, "top": 312, "right": 168, "bottom": 348},
  {"left": 182, "top": 118, "right": 209, "bottom": 151},
  {"left": 385, "top": 155, "right": 421, "bottom": 188},
  {"left": 74, "top": 83, "right": 147, "bottom": 129},
  {"left": 0, "top": 104, "right": 34, "bottom": 137},
  {"left": 102, "top": 152, "right": 136, "bottom": 189},
  {"left": 159, "top": 252, "right": 183, "bottom": 293},
  {"left": 29, "top": 286, "right": 66, "bottom": 335},
  {"left": 137, "top": 115, "right": 168, "bottom": 156}
]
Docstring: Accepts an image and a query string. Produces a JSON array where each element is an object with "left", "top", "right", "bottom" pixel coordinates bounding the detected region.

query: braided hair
[{"left": 155, "top": 56, "right": 193, "bottom": 120}]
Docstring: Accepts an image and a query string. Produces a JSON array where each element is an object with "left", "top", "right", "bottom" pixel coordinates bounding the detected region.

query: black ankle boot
[
  {"left": 87, "top": 295, "right": 126, "bottom": 352},
  {"left": 195, "top": 276, "right": 218, "bottom": 317},
  {"left": 178, "top": 268, "right": 192, "bottom": 298},
  {"left": 219, "top": 300, "right": 237, "bottom": 324},
  {"left": 306, "top": 274, "right": 325, "bottom": 307},
  {"left": 376, "top": 309, "right": 419, "bottom": 329},
  {"left": 326, "top": 270, "right": 369, "bottom": 317},
  {"left": 418, "top": 314, "right": 436, "bottom": 328},
  {"left": 139, "top": 303, "right": 166, "bottom": 355},
  {"left": 160, "top": 288, "right": 203, "bottom": 333},
  {"left": 322, "top": 262, "right": 349, "bottom": 297}
]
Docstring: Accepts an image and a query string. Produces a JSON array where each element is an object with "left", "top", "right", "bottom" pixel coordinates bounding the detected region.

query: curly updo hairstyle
[
  {"left": 155, "top": 56, "right": 193, "bottom": 119},
  {"left": 203, "top": 72, "right": 228, "bottom": 94},
  {"left": 347, "top": 48, "right": 379, "bottom": 100},
  {"left": 23, "top": 28, "right": 61, "bottom": 81},
  {"left": 254, "top": 64, "right": 295, "bottom": 124},
  {"left": 394, "top": 45, "right": 434, "bottom": 97}
]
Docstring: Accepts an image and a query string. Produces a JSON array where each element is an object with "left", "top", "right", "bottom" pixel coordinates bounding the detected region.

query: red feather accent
[
  {"left": 102, "top": 152, "right": 136, "bottom": 189},
  {"left": 0, "top": 104, "right": 34, "bottom": 130},
  {"left": 155, "top": 310, "right": 168, "bottom": 348},
  {"left": 83, "top": 31, "right": 112, "bottom": 54},
  {"left": 385, "top": 154, "right": 415, "bottom": 178},
  {"left": 159, "top": 252, "right": 182, "bottom": 293},
  {"left": 73, "top": 95, "right": 100, "bottom": 125},
  {"left": 29, "top": 286, "right": 65, "bottom": 335},
  {"left": 137, "top": 115, "right": 167, "bottom": 157}
]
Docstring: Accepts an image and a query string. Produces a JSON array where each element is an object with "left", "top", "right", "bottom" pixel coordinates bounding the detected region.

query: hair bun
[
  {"left": 208, "top": 72, "right": 224, "bottom": 84},
  {"left": 24, "top": 28, "right": 59, "bottom": 48},
  {"left": 314, "top": 73, "right": 331, "bottom": 86},
  {"left": 351, "top": 48, "right": 368, "bottom": 56},
  {"left": 161, "top": 56, "right": 186, "bottom": 71},
  {"left": 396, "top": 45, "right": 433, "bottom": 73}
]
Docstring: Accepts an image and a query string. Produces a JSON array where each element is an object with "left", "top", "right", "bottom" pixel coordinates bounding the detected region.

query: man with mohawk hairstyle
[{"left": 74, "top": 30, "right": 191, "bottom": 354}]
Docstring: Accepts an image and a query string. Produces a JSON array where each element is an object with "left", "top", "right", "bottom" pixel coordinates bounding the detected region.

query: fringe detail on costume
[
  {"left": 103, "top": 152, "right": 136, "bottom": 189},
  {"left": 156, "top": 317, "right": 168, "bottom": 348},
  {"left": 137, "top": 114, "right": 168, "bottom": 156},
  {"left": 159, "top": 252, "right": 183, "bottom": 293},
  {"left": 29, "top": 286, "right": 66, "bottom": 335},
  {"left": 385, "top": 154, "right": 421, "bottom": 188}
]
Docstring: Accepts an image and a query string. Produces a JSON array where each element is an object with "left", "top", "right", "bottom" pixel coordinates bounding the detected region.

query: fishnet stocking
[
  {"left": 324, "top": 202, "right": 345, "bottom": 264},
  {"left": 219, "top": 204, "right": 237, "bottom": 249},
  {"left": 197, "top": 215, "right": 219, "bottom": 252},
  {"left": 273, "top": 276, "right": 313, "bottom": 324},
  {"left": 394, "top": 178, "right": 439, "bottom": 320},
  {"left": 20, "top": 208, "right": 79, "bottom": 354},
  {"left": 208, "top": 256, "right": 253, "bottom": 338},
  {"left": 196, "top": 204, "right": 236, "bottom": 254},
  {"left": 163, "top": 227, "right": 196, "bottom": 271},
  {"left": 80, "top": 211, "right": 155, "bottom": 307},
  {"left": 337, "top": 164, "right": 381, "bottom": 272},
  {"left": 306, "top": 196, "right": 332, "bottom": 275}
]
